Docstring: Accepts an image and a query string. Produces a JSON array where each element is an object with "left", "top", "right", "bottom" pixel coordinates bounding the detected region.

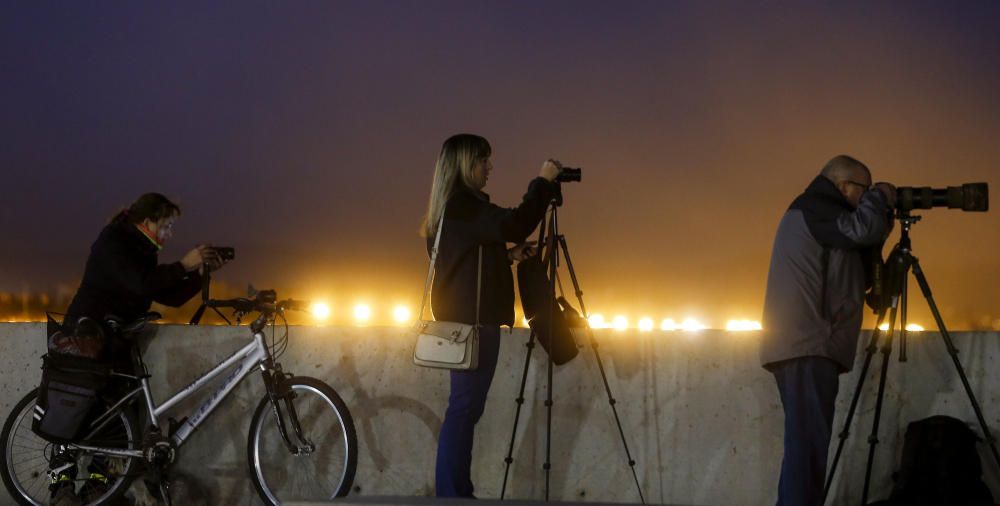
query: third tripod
[{"left": 823, "top": 212, "right": 1000, "bottom": 505}]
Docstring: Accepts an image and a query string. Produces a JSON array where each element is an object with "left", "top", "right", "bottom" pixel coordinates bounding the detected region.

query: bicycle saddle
[{"left": 105, "top": 312, "right": 162, "bottom": 334}]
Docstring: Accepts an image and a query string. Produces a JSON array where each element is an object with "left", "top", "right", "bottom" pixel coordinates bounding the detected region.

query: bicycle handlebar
[
  {"left": 189, "top": 288, "right": 310, "bottom": 326},
  {"left": 204, "top": 296, "right": 311, "bottom": 315}
]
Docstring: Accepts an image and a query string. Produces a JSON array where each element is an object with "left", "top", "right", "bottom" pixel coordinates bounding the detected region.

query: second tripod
[{"left": 498, "top": 198, "right": 645, "bottom": 503}]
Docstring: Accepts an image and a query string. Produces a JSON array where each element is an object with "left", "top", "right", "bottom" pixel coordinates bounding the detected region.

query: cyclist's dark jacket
[
  {"left": 427, "top": 177, "right": 556, "bottom": 327},
  {"left": 65, "top": 218, "right": 202, "bottom": 332}
]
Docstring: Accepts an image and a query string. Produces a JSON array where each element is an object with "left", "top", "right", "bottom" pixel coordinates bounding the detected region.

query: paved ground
[{"left": 289, "top": 498, "right": 678, "bottom": 506}]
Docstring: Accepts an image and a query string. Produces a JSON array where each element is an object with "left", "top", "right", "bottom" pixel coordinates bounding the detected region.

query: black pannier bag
[{"left": 32, "top": 315, "right": 109, "bottom": 444}]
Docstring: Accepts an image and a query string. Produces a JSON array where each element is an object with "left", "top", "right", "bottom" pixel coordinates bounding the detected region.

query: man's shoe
[{"left": 49, "top": 481, "right": 82, "bottom": 506}]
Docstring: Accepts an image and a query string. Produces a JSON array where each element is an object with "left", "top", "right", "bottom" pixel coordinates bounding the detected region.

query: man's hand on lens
[
  {"left": 541, "top": 159, "right": 562, "bottom": 181},
  {"left": 874, "top": 182, "right": 897, "bottom": 208},
  {"left": 508, "top": 241, "right": 538, "bottom": 262}
]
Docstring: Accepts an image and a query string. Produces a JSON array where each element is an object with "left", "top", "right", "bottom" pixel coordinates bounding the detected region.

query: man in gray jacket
[{"left": 761, "top": 155, "right": 896, "bottom": 506}]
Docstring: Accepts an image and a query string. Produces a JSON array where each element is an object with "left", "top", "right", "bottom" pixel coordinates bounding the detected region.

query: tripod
[
  {"left": 823, "top": 212, "right": 1000, "bottom": 505},
  {"left": 499, "top": 194, "right": 645, "bottom": 503}
]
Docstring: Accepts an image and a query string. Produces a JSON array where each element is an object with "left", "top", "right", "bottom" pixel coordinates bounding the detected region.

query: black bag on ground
[
  {"left": 881, "top": 415, "right": 995, "bottom": 506},
  {"left": 32, "top": 315, "right": 110, "bottom": 443},
  {"left": 517, "top": 254, "right": 579, "bottom": 365}
]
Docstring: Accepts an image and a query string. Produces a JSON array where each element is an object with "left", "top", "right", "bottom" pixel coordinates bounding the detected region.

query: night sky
[{"left": 2, "top": 1, "right": 998, "bottom": 329}]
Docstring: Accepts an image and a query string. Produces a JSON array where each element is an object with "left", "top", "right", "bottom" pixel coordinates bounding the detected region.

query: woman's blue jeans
[{"left": 435, "top": 325, "right": 501, "bottom": 497}]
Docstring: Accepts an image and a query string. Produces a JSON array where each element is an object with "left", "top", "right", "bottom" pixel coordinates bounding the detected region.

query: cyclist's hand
[
  {"left": 203, "top": 247, "right": 225, "bottom": 271},
  {"left": 181, "top": 245, "right": 210, "bottom": 272}
]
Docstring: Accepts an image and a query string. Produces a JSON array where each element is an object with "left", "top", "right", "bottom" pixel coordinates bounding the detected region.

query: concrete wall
[{"left": 3, "top": 323, "right": 1000, "bottom": 505}]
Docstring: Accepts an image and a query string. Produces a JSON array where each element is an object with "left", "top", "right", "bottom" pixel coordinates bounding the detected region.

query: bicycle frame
[{"left": 72, "top": 331, "right": 270, "bottom": 458}]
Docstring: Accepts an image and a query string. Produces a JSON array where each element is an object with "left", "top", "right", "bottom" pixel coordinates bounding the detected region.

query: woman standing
[{"left": 422, "top": 133, "right": 559, "bottom": 497}]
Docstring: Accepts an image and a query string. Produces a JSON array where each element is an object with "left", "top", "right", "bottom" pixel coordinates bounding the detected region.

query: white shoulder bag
[{"left": 411, "top": 212, "right": 481, "bottom": 370}]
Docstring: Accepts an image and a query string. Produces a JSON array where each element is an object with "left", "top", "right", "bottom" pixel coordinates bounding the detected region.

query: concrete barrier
[{"left": 3, "top": 323, "right": 1000, "bottom": 505}]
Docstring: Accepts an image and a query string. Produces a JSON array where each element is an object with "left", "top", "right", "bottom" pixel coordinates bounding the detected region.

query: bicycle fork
[{"left": 262, "top": 365, "right": 314, "bottom": 455}]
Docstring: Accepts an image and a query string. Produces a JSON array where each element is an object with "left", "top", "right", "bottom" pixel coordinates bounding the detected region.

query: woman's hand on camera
[
  {"left": 508, "top": 241, "right": 538, "bottom": 262},
  {"left": 541, "top": 159, "right": 562, "bottom": 182}
]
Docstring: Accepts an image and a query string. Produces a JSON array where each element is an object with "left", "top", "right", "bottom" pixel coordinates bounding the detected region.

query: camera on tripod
[
  {"left": 556, "top": 167, "right": 582, "bottom": 183},
  {"left": 896, "top": 183, "right": 988, "bottom": 212}
]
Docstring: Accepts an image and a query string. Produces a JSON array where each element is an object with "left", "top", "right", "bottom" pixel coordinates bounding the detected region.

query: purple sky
[{"left": 2, "top": 1, "right": 998, "bottom": 328}]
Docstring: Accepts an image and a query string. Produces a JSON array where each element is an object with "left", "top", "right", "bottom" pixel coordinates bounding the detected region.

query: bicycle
[{"left": 1, "top": 290, "right": 357, "bottom": 505}]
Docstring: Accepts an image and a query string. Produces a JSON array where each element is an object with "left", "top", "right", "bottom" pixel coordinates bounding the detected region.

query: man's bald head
[
  {"left": 821, "top": 155, "right": 872, "bottom": 208},
  {"left": 821, "top": 155, "right": 871, "bottom": 186}
]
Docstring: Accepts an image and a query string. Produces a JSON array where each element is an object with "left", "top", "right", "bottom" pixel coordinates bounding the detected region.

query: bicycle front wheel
[{"left": 247, "top": 376, "right": 357, "bottom": 504}]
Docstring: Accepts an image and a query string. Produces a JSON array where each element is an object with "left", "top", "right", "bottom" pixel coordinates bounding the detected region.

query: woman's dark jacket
[
  {"left": 427, "top": 178, "right": 556, "bottom": 327},
  {"left": 64, "top": 219, "right": 203, "bottom": 329}
]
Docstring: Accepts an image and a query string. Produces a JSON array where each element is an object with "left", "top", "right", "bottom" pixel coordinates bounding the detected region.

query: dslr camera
[{"left": 556, "top": 166, "right": 582, "bottom": 183}]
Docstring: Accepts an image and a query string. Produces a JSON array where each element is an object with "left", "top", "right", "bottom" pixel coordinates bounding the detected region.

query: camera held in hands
[
  {"left": 896, "top": 183, "right": 988, "bottom": 212},
  {"left": 209, "top": 246, "right": 236, "bottom": 261}
]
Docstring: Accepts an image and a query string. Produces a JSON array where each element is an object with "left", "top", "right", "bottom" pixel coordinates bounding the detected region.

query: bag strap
[
  {"left": 474, "top": 245, "right": 482, "bottom": 331},
  {"left": 417, "top": 212, "right": 446, "bottom": 321},
  {"left": 416, "top": 208, "right": 485, "bottom": 331}
]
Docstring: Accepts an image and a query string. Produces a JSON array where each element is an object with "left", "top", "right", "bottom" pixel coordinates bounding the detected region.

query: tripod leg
[
  {"left": 501, "top": 331, "right": 538, "bottom": 500},
  {"left": 558, "top": 234, "right": 646, "bottom": 503},
  {"left": 587, "top": 333, "right": 647, "bottom": 504},
  {"left": 544, "top": 347, "right": 553, "bottom": 501},
  {"left": 543, "top": 205, "right": 559, "bottom": 502},
  {"left": 861, "top": 302, "right": 900, "bottom": 505},
  {"left": 912, "top": 261, "right": 1000, "bottom": 471},
  {"left": 823, "top": 308, "right": 889, "bottom": 503}
]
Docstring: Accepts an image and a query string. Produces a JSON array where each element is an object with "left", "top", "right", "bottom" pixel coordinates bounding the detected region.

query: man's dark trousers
[
  {"left": 773, "top": 356, "right": 841, "bottom": 506},
  {"left": 435, "top": 325, "right": 501, "bottom": 497}
]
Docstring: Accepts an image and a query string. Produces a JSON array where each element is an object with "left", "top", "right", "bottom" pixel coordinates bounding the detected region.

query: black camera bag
[
  {"left": 879, "top": 415, "right": 995, "bottom": 506},
  {"left": 517, "top": 254, "right": 580, "bottom": 365}
]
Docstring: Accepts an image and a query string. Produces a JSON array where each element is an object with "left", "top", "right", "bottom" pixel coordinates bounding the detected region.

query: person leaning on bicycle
[{"left": 48, "top": 192, "right": 225, "bottom": 505}]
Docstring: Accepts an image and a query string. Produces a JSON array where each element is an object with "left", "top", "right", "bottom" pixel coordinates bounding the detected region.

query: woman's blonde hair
[{"left": 421, "top": 134, "right": 492, "bottom": 237}]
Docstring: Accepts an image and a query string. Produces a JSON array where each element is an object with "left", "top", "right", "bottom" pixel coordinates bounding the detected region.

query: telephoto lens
[{"left": 896, "top": 183, "right": 988, "bottom": 212}]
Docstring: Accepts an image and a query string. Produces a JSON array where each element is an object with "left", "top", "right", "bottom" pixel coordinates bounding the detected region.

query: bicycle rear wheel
[
  {"left": 247, "top": 376, "right": 357, "bottom": 504},
  {"left": 1, "top": 389, "right": 139, "bottom": 505}
]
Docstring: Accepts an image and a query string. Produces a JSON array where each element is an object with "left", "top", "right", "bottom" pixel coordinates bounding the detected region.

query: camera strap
[{"left": 417, "top": 208, "right": 482, "bottom": 330}]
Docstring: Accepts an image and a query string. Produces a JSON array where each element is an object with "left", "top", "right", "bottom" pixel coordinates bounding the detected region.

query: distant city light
[
  {"left": 310, "top": 302, "right": 331, "bottom": 321},
  {"left": 521, "top": 317, "right": 530, "bottom": 327},
  {"left": 353, "top": 304, "right": 372, "bottom": 323},
  {"left": 612, "top": 315, "right": 628, "bottom": 331},
  {"left": 589, "top": 314, "right": 607, "bottom": 329},
  {"left": 661, "top": 318, "right": 678, "bottom": 331},
  {"left": 638, "top": 317, "right": 654, "bottom": 332},
  {"left": 680, "top": 318, "right": 707, "bottom": 332},
  {"left": 726, "top": 319, "right": 762, "bottom": 332},
  {"left": 878, "top": 323, "right": 926, "bottom": 332},
  {"left": 392, "top": 306, "right": 411, "bottom": 324}
]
